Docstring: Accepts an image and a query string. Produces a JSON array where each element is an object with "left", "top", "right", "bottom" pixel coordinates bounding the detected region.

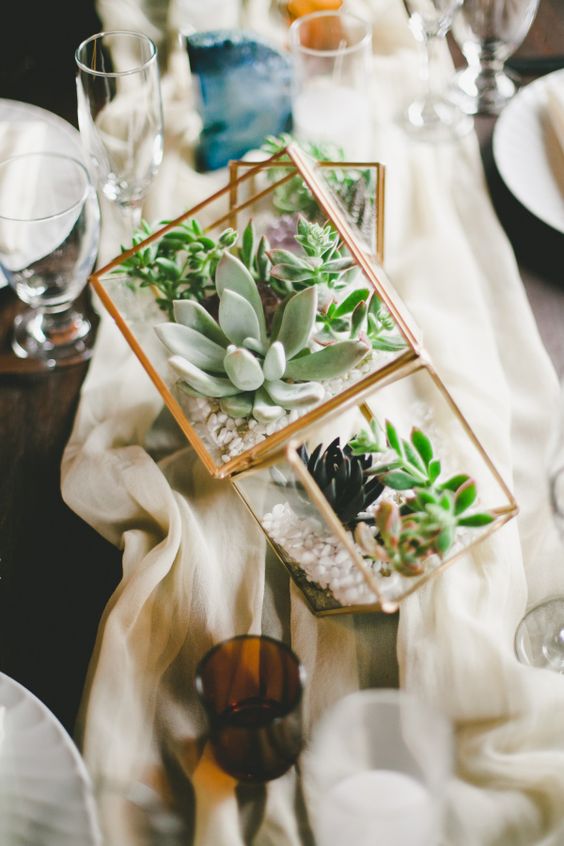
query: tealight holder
[
  {"left": 90, "top": 144, "right": 419, "bottom": 479},
  {"left": 233, "top": 360, "right": 517, "bottom": 615}
]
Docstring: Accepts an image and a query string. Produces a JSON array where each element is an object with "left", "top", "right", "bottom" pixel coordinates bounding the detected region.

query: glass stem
[
  {"left": 421, "top": 35, "right": 445, "bottom": 104},
  {"left": 37, "top": 303, "right": 91, "bottom": 347},
  {"left": 121, "top": 200, "right": 144, "bottom": 236}
]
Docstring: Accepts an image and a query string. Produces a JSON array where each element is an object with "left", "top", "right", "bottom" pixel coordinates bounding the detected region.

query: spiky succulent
[
  {"left": 316, "top": 288, "right": 406, "bottom": 354},
  {"left": 268, "top": 217, "right": 355, "bottom": 297},
  {"left": 349, "top": 420, "right": 495, "bottom": 576},
  {"left": 155, "top": 252, "right": 370, "bottom": 423},
  {"left": 299, "top": 438, "right": 384, "bottom": 525}
]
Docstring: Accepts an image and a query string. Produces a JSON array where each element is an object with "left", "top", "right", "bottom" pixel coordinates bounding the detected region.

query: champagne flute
[
  {"left": 401, "top": 0, "right": 472, "bottom": 141},
  {"left": 451, "top": 0, "right": 541, "bottom": 115},
  {"left": 75, "top": 31, "right": 164, "bottom": 235},
  {"left": 0, "top": 152, "right": 100, "bottom": 367}
]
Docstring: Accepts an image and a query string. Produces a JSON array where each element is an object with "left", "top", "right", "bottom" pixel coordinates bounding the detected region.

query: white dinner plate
[
  {"left": 0, "top": 99, "right": 85, "bottom": 289},
  {"left": 493, "top": 69, "right": 564, "bottom": 234},
  {"left": 0, "top": 672, "right": 101, "bottom": 846}
]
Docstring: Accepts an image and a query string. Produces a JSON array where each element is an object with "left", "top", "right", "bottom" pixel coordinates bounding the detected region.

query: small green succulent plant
[
  {"left": 316, "top": 288, "right": 406, "bottom": 353},
  {"left": 115, "top": 218, "right": 238, "bottom": 319},
  {"left": 261, "top": 134, "right": 373, "bottom": 221},
  {"left": 268, "top": 217, "right": 355, "bottom": 297},
  {"left": 348, "top": 419, "right": 495, "bottom": 576},
  {"left": 155, "top": 252, "right": 370, "bottom": 423}
]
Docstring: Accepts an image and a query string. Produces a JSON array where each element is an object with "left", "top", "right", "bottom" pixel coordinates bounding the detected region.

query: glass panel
[
  {"left": 235, "top": 365, "right": 516, "bottom": 615},
  {"left": 92, "top": 154, "right": 414, "bottom": 477}
]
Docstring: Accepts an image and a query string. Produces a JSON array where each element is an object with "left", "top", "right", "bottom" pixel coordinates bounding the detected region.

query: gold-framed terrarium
[
  {"left": 232, "top": 360, "right": 518, "bottom": 616},
  {"left": 90, "top": 143, "right": 421, "bottom": 478}
]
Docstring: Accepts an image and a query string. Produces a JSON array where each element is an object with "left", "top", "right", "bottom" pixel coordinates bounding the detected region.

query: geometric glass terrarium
[
  {"left": 233, "top": 360, "right": 518, "bottom": 615},
  {"left": 90, "top": 143, "right": 420, "bottom": 478},
  {"left": 90, "top": 141, "right": 518, "bottom": 614}
]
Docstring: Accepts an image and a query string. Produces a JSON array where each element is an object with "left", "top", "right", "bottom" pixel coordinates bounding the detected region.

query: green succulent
[
  {"left": 348, "top": 419, "right": 495, "bottom": 576},
  {"left": 268, "top": 217, "right": 355, "bottom": 297},
  {"left": 317, "top": 288, "right": 406, "bottom": 354},
  {"left": 115, "top": 218, "right": 238, "bottom": 319},
  {"left": 298, "top": 438, "right": 383, "bottom": 526},
  {"left": 261, "top": 134, "right": 373, "bottom": 221},
  {"left": 155, "top": 252, "right": 370, "bottom": 423}
]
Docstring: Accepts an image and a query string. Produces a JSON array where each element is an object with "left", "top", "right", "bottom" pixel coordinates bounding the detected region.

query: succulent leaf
[
  {"left": 155, "top": 323, "right": 227, "bottom": 373},
  {"left": 275, "top": 287, "right": 318, "bottom": 359},
  {"left": 223, "top": 346, "right": 265, "bottom": 392},
  {"left": 219, "top": 288, "right": 262, "bottom": 346},
  {"left": 215, "top": 252, "right": 267, "bottom": 341},
  {"left": 172, "top": 300, "right": 229, "bottom": 347},
  {"left": 410, "top": 428, "right": 433, "bottom": 468},
  {"left": 263, "top": 341, "right": 286, "bottom": 382},
  {"left": 220, "top": 393, "right": 254, "bottom": 418},
  {"left": 284, "top": 339, "right": 369, "bottom": 381},
  {"left": 264, "top": 379, "right": 324, "bottom": 408},
  {"left": 169, "top": 355, "right": 239, "bottom": 397},
  {"left": 458, "top": 513, "right": 495, "bottom": 527},
  {"left": 253, "top": 387, "right": 284, "bottom": 423}
]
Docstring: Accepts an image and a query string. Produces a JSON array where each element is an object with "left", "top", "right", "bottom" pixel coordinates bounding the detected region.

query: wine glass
[
  {"left": 75, "top": 31, "right": 164, "bottom": 235},
  {"left": 515, "top": 387, "right": 564, "bottom": 671},
  {"left": 400, "top": 0, "right": 473, "bottom": 141},
  {"left": 451, "top": 0, "right": 541, "bottom": 115},
  {"left": 0, "top": 152, "right": 100, "bottom": 368}
]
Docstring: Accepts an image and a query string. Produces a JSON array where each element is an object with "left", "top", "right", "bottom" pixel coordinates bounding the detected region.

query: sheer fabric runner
[{"left": 62, "top": 1, "right": 564, "bottom": 843}]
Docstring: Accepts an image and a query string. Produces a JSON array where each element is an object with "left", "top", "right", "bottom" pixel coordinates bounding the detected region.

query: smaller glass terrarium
[
  {"left": 91, "top": 143, "right": 419, "bottom": 478},
  {"left": 233, "top": 362, "right": 518, "bottom": 615}
]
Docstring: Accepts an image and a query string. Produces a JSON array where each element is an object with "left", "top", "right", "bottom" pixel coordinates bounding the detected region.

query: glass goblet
[
  {"left": 515, "top": 462, "right": 564, "bottom": 671},
  {"left": 0, "top": 152, "right": 100, "bottom": 368},
  {"left": 451, "top": 0, "right": 541, "bottom": 115},
  {"left": 195, "top": 635, "right": 305, "bottom": 783},
  {"left": 400, "top": 0, "right": 473, "bottom": 141},
  {"left": 514, "top": 376, "right": 564, "bottom": 673},
  {"left": 75, "top": 30, "right": 164, "bottom": 235}
]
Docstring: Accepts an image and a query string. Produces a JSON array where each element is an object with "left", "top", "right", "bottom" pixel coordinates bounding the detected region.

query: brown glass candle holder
[{"left": 195, "top": 635, "right": 306, "bottom": 783}]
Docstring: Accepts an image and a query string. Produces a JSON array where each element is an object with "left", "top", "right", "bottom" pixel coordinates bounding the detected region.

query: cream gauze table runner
[{"left": 61, "top": 0, "right": 564, "bottom": 843}]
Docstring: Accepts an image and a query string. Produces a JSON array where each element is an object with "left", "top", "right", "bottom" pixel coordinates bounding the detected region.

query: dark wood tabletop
[{"left": 0, "top": 1, "right": 563, "bottom": 736}]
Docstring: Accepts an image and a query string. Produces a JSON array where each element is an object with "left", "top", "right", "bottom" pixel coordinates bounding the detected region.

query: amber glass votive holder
[{"left": 195, "top": 635, "right": 306, "bottom": 783}]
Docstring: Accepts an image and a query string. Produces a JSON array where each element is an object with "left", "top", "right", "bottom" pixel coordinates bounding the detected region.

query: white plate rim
[
  {"left": 0, "top": 671, "right": 101, "bottom": 846},
  {"left": 493, "top": 68, "right": 564, "bottom": 234}
]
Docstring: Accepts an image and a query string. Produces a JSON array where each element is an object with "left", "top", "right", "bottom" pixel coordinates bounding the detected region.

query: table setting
[{"left": 1, "top": 0, "right": 564, "bottom": 844}]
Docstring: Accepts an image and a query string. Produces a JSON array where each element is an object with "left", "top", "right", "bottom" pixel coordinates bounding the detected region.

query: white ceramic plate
[
  {"left": 493, "top": 69, "right": 564, "bottom": 234},
  {"left": 0, "top": 99, "right": 85, "bottom": 289},
  {"left": 0, "top": 672, "right": 101, "bottom": 846}
]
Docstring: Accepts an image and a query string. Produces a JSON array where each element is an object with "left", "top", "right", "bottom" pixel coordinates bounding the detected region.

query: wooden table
[{"left": 0, "top": 1, "right": 563, "bottom": 735}]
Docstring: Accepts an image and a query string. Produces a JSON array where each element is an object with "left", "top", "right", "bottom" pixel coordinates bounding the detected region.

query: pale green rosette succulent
[{"left": 155, "top": 252, "right": 370, "bottom": 423}]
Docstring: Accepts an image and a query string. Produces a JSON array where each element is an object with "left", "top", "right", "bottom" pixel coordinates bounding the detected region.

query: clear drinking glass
[
  {"left": 75, "top": 31, "right": 164, "bottom": 233},
  {"left": 289, "top": 11, "right": 373, "bottom": 160},
  {"left": 304, "top": 689, "right": 453, "bottom": 846},
  {"left": 451, "top": 0, "right": 541, "bottom": 115},
  {"left": 401, "top": 0, "right": 472, "bottom": 141},
  {"left": 0, "top": 152, "right": 100, "bottom": 367},
  {"left": 195, "top": 635, "right": 305, "bottom": 783},
  {"left": 515, "top": 407, "right": 564, "bottom": 671}
]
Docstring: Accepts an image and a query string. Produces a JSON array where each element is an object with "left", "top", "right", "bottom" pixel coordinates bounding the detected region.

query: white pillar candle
[
  {"left": 315, "top": 769, "right": 437, "bottom": 846},
  {"left": 292, "top": 78, "right": 372, "bottom": 160}
]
